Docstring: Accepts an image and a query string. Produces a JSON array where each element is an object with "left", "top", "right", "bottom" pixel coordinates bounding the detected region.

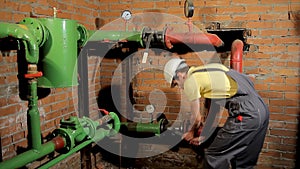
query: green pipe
[
  {"left": 37, "top": 18, "right": 80, "bottom": 88},
  {"left": 0, "top": 113, "right": 120, "bottom": 169},
  {"left": 88, "top": 30, "right": 143, "bottom": 46},
  {"left": 109, "top": 112, "right": 121, "bottom": 134},
  {"left": 121, "top": 122, "right": 163, "bottom": 134},
  {"left": 37, "top": 112, "right": 120, "bottom": 169},
  {"left": 39, "top": 121, "right": 119, "bottom": 169},
  {"left": 38, "top": 139, "right": 93, "bottom": 169},
  {"left": 0, "top": 140, "right": 57, "bottom": 169},
  {"left": 0, "top": 22, "right": 40, "bottom": 63},
  {"left": 28, "top": 79, "right": 42, "bottom": 150}
]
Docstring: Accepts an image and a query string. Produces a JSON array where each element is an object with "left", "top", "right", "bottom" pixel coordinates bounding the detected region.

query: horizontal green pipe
[
  {"left": 0, "top": 141, "right": 56, "bottom": 169},
  {"left": 121, "top": 122, "right": 162, "bottom": 134},
  {"left": 38, "top": 127, "right": 114, "bottom": 169},
  {"left": 87, "top": 30, "right": 143, "bottom": 46},
  {"left": 38, "top": 112, "right": 120, "bottom": 169},
  {"left": 0, "top": 22, "right": 39, "bottom": 63},
  {"left": 38, "top": 139, "right": 93, "bottom": 169}
]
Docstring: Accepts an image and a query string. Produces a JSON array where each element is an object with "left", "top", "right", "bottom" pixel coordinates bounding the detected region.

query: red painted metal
[
  {"left": 51, "top": 136, "right": 65, "bottom": 150},
  {"left": 99, "top": 109, "right": 109, "bottom": 115},
  {"left": 164, "top": 28, "right": 224, "bottom": 49},
  {"left": 24, "top": 71, "right": 43, "bottom": 78},
  {"left": 230, "top": 39, "right": 244, "bottom": 73}
]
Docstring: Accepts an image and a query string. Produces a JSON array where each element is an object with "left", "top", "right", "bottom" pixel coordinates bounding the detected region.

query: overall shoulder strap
[{"left": 192, "top": 68, "right": 227, "bottom": 74}]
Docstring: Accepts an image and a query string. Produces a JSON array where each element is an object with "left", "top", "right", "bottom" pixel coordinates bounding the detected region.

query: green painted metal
[
  {"left": 37, "top": 18, "right": 80, "bottom": 88},
  {"left": 77, "top": 23, "right": 89, "bottom": 47},
  {"left": 88, "top": 30, "right": 143, "bottom": 46},
  {"left": 19, "top": 18, "right": 49, "bottom": 47},
  {"left": 121, "top": 121, "right": 163, "bottom": 134},
  {"left": 0, "top": 113, "right": 121, "bottom": 169},
  {"left": 52, "top": 116, "right": 87, "bottom": 152},
  {"left": 109, "top": 112, "right": 121, "bottom": 134},
  {"left": 38, "top": 139, "right": 93, "bottom": 169},
  {"left": 38, "top": 112, "right": 121, "bottom": 169},
  {"left": 0, "top": 140, "right": 56, "bottom": 169},
  {"left": 0, "top": 22, "right": 40, "bottom": 63},
  {"left": 28, "top": 79, "right": 43, "bottom": 150},
  {"left": 39, "top": 128, "right": 114, "bottom": 169}
]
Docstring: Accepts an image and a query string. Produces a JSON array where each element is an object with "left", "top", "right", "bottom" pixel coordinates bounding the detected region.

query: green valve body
[{"left": 37, "top": 18, "right": 79, "bottom": 88}]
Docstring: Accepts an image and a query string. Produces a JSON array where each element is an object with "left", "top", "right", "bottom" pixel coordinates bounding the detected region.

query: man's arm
[
  {"left": 190, "top": 99, "right": 222, "bottom": 145},
  {"left": 182, "top": 99, "right": 202, "bottom": 141}
]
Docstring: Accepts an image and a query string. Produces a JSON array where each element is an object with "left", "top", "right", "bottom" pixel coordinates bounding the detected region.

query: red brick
[{"left": 269, "top": 99, "right": 299, "bottom": 107}]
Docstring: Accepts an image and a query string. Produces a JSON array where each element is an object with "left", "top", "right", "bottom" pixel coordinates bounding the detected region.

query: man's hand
[
  {"left": 182, "top": 131, "right": 194, "bottom": 141},
  {"left": 190, "top": 136, "right": 205, "bottom": 145}
]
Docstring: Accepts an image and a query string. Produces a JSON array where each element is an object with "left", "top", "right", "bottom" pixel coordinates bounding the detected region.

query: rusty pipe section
[
  {"left": 231, "top": 39, "right": 244, "bottom": 73},
  {"left": 164, "top": 28, "right": 224, "bottom": 49}
]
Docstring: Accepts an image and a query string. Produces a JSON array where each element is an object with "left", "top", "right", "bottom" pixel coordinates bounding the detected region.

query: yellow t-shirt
[{"left": 183, "top": 63, "right": 238, "bottom": 101}]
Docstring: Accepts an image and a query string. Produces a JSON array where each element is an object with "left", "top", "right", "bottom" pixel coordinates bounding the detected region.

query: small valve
[
  {"left": 24, "top": 64, "right": 43, "bottom": 78},
  {"left": 24, "top": 72, "right": 43, "bottom": 79}
]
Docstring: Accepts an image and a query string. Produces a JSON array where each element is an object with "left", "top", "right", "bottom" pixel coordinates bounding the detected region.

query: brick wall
[
  {"left": 0, "top": 0, "right": 102, "bottom": 168},
  {"left": 0, "top": 0, "right": 299, "bottom": 169}
]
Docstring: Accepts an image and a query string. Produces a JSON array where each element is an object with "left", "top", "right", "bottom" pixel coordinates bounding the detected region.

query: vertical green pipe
[{"left": 28, "top": 79, "right": 42, "bottom": 150}]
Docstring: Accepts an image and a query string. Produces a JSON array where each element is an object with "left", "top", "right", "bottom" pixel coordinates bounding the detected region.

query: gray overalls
[{"left": 201, "top": 69, "right": 270, "bottom": 169}]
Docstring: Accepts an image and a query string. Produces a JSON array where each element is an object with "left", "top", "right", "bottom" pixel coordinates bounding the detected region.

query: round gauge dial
[
  {"left": 184, "top": 0, "right": 194, "bottom": 18},
  {"left": 145, "top": 104, "right": 155, "bottom": 114},
  {"left": 121, "top": 10, "right": 132, "bottom": 21}
]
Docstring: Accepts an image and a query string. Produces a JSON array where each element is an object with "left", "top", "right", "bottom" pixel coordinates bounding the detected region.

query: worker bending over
[{"left": 163, "top": 58, "right": 269, "bottom": 169}]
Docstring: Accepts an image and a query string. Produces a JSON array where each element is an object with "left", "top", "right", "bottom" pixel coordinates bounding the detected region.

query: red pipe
[
  {"left": 164, "top": 28, "right": 224, "bottom": 49},
  {"left": 51, "top": 136, "right": 65, "bottom": 150},
  {"left": 230, "top": 39, "right": 244, "bottom": 73}
]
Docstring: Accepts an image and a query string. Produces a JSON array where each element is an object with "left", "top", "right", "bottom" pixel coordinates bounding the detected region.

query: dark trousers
[{"left": 203, "top": 96, "right": 269, "bottom": 169}]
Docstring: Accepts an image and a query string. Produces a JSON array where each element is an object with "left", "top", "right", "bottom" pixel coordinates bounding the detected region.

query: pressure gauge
[
  {"left": 121, "top": 10, "right": 132, "bottom": 21},
  {"left": 145, "top": 104, "right": 155, "bottom": 114},
  {"left": 184, "top": 0, "right": 194, "bottom": 18}
]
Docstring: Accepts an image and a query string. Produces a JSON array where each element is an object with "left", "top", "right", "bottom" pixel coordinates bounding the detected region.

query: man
[{"left": 163, "top": 58, "right": 269, "bottom": 169}]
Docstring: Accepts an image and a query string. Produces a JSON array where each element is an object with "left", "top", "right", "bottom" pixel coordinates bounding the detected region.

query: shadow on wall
[
  {"left": 97, "top": 85, "right": 121, "bottom": 115},
  {"left": 291, "top": 10, "right": 300, "bottom": 169},
  {"left": 97, "top": 84, "right": 135, "bottom": 121},
  {"left": 289, "top": 10, "right": 300, "bottom": 35},
  {"left": 0, "top": 38, "right": 51, "bottom": 101},
  {"left": 297, "top": 113, "right": 300, "bottom": 169}
]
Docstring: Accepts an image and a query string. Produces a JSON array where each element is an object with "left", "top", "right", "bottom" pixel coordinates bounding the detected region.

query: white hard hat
[{"left": 163, "top": 58, "right": 186, "bottom": 87}]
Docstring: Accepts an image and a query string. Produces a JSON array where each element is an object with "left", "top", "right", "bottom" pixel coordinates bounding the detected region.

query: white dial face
[
  {"left": 145, "top": 104, "right": 155, "bottom": 114},
  {"left": 121, "top": 10, "right": 132, "bottom": 20}
]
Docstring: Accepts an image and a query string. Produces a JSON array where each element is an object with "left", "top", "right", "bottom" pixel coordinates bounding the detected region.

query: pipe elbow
[
  {"left": 231, "top": 39, "right": 244, "bottom": 73},
  {"left": 206, "top": 33, "right": 224, "bottom": 47},
  {"left": 0, "top": 22, "right": 39, "bottom": 63}
]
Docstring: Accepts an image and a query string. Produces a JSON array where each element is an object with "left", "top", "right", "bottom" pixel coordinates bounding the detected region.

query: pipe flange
[
  {"left": 77, "top": 24, "right": 88, "bottom": 48},
  {"left": 80, "top": 117, "right": 96, "bottom": 139},
  {"left": 19, "top": 18, "right": 48, "bottom": 47},
  {"left": 52, "top": 128, "right": 75, "bottom": 153}
]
